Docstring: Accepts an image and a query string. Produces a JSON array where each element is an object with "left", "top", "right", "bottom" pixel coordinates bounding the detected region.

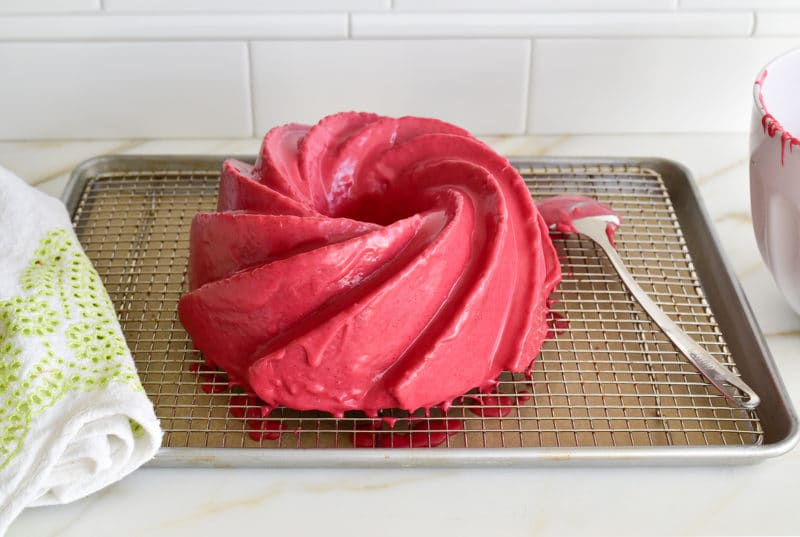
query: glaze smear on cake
[{"left": 178, "top": 112, "right": 561, "bottom": 417}]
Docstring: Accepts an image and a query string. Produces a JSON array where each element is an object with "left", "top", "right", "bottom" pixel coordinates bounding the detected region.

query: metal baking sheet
[{"left": 62, "top": 155, "right": 799, "bottom": 466}]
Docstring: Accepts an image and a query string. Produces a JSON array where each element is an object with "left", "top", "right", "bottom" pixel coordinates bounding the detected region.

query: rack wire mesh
[{"left": 69, "top": 163, "right": 763, "bottom": 450}]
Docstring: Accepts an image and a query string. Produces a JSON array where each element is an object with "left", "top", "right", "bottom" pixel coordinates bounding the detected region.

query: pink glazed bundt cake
[{"left": 178, "top": 112, "right": 561, "bottom": 418}]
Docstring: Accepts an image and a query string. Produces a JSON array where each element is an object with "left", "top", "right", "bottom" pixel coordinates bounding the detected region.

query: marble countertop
[{"left": 2, "top": 134, "right": 798, "bottom": 536}]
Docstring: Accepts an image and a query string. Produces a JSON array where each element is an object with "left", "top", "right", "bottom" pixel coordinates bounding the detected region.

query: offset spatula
[{"left": 538, "top": 196, "right": 760, "bottom": 410}]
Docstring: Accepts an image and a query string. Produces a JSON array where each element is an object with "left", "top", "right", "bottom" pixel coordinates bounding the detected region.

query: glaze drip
[{"left": 755, "top": 69, "right": 800, "bottom": 166}]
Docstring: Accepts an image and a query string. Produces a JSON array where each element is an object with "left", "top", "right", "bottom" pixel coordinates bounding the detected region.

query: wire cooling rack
[{"left": 68, "top": 161, "right": 763, "bottom": 452}]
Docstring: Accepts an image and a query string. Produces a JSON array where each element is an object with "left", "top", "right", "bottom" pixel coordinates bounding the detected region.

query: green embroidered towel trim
[{"left": 0, "top": 228, "right": 143, "bottom": 471}]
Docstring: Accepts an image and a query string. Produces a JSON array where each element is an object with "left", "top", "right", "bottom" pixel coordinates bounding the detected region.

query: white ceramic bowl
[{"left": 750, "top": 48, "right": 800, "bottom": 315}]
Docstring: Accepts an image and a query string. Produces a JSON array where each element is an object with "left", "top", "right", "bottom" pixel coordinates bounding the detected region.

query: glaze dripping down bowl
[{"left": 750, "top": 48, "right": 800, "bottom": 315}]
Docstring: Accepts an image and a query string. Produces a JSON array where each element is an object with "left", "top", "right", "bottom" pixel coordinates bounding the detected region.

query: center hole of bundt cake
[{"left": 332, "top": 192, "right": 420, "bottom": 227}]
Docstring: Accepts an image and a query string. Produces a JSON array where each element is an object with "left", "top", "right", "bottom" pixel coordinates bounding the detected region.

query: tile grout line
[
  {"left": 523, "top": 38, "right": 534, "bottom": 135},
  {"left": 0, "top": 19, "right": 764, "bottom": 41},
  {"left": 246, "top": 41, "right": 256, "bottom": 138}
]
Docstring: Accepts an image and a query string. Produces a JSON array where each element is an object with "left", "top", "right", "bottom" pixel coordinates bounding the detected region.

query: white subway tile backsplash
[
  {"left": 250, "top": 40, "right": 530, "bottom": 135},
  {"left": 0, "top": 0, "right": 99, "bottom": 13},
  {"left": 680, "top": 0, "right": 800, "bottom": 9},
  {"left": 528, "top": 38, "right": 800, "bottom": 134},
  {"left": 104, "top": 0, "right": 389, "bottom": 12},
  {"left": 0, "top": 0, "right": 797, "bottom": 139},
  {"left": 395, "top": 0, "right": 677, "bottom": 11},
  {"left": 755, "top": 12, "right": 800, "bottom": 35},
  {"left": 0, "top": 14, "right": 347, "bottom": 41},
  {"left": 351, "top": 12, "right": 754, "bottom": 38},
  {"left": 0, "top": 42, "right": 252, "bottom": 139}
]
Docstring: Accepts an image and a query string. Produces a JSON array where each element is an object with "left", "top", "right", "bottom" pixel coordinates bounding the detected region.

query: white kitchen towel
[{"left": 0, "top": 167, "right": 162, "bottom": 534}]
